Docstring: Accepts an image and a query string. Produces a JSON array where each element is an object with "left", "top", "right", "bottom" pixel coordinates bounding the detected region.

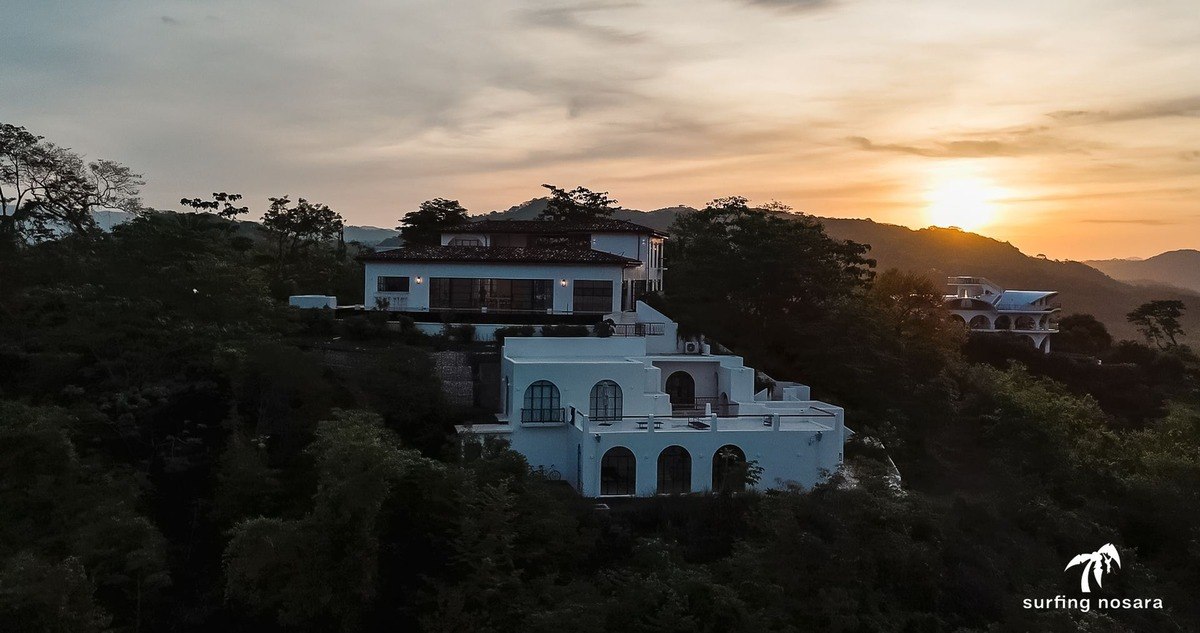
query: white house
[
  {"left": 459, "top": 302, "right": 848, "bottom": 497},
  {"left": 361, "top": 219, "right": 667, "bottom": 326},
  {"left": 944, "top": 276, "right": 1059, "bottom": 352}
]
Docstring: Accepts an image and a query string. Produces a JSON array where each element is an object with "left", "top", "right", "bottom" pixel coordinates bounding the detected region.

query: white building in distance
[
  {"left": 460, "top": 301, "right": 847, "bottom": 497},
  {"left": 944, "top": 276, "right": 1059, "bottom": 352}
]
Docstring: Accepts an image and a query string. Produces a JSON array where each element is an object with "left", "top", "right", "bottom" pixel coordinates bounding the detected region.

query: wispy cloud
[
  {"left": 1047, "top": 96, "right": 1200, "bottom": 124},
  {"left": 524, "top": 1, "right": 644, "bottom": 42}
]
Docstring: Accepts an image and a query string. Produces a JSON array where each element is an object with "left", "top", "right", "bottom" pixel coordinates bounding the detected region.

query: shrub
[
  {"left": 541, "top": 324, "right": 589, "bottom": 337},
  {"left": 493, "top": 325, "right": 535, "bottom": 344},
  {"left": 442, "top": 323, "right": 476, "bottom": 343},
  {"left": 594, "top": 320, "right": 614, "bottom": 338}
]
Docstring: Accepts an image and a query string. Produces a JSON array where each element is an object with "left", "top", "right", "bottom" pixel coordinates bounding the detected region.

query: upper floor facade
[
  {"left": 944, "top": 276, "right": 1060, "bottom": 352},
  {"left": 361, "top": 219, "right": 666, "bottom": 320}
]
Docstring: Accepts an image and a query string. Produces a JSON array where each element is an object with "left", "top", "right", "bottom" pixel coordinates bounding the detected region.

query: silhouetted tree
[
  {"left": 0, "top": 122, "right": 142, "bottom": 241},
  {"left": 180, "top": 192, "right": 249, "bottom": 219},
  {"left": 538, "top": 184, "right": 619, "bottom": 222},
  {"left": 399, "top": 198, "right": 469, "bottom": 246},
  {"left": 1128, "top": 300, "right": 1186, "bottom": 349},
  {"left": 260, "top": 195, "right": 344, "bottom": 262},
  {"left": 1055, "top": 313, "right": 1113, "bottom": 355}
]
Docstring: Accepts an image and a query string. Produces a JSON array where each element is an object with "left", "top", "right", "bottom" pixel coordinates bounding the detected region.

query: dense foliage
[{"left": 2, "top": 127, "right": 1199, "bottom": 631}]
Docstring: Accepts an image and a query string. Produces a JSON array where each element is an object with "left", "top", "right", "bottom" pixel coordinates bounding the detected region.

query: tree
[
  {"left": 398, "top": 198, "right": 469, "bottom": 246},
  {"left": 260, "top": 195, "right": 345, "bottom": 262},
  {"left": 180, "top": 192, "right": 249, "bottom": 219},
  {"left": 0, "top": 122, "right": 143, "bottom": 241},
  {"left": 538, "top": 184, "right": 619, "bottom": 222},
  {"left": 1127, "top": 300, "right": 1186, "bottom": 349},
  {"left": 1055, "top": 313, "right": 1113, "bottom": 355}
]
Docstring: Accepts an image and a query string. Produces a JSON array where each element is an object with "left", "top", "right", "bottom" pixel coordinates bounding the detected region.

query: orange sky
[{"left": 3, "top": 0, "right": 1197, "bottom": 260}]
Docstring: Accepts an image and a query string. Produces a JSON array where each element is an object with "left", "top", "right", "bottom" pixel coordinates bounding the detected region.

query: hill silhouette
[
  {"left": 462, "top": 199, "right": 1197, "bottom": 342},
  {"left": 1085, "top": 250, "right": 1200, "bottom": 294}
]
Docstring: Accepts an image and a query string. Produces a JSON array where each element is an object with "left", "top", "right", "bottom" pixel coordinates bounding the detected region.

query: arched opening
[
  {"left": 589, "top": 380, "right": 622, "bottom": 421},
  {"left": 969, "top": 315, "right": 991, "bottom": 330},
  {"left": 1039, "top": 315, "right": 1050, "bottom": 329},
  {"left": 1019, "top": 334, "right": 1036, "bottom": 347},
  {"left": 600, "top": 447, "right": 636, "bottom": 496},
  {"left": 1039, "top": 337, "right": 1050, "bottom": 353},
  {"left": 665, "top": 371, "right": 695, "bottom": 408},
  {"left": 657, "top": 446, "right": 691, "bottom": 494},
  {"left": 522, "top": 380, "right": 562, "bottom": 423},
  {"left": 712, "top": 445, "right": 748, "bottom": 493},
  {"left": 949, "top": 314, "right": 967, "bottom": 327},
  {"left": 1015, "top": 315, "right": 1036, "bottom": 331},
  {"left": 994, "top": 315, "right": 1012, "bottom": 330}
]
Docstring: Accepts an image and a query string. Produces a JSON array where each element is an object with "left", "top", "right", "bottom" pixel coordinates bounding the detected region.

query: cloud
[
  {"left": 847, "top": 133, "right": 1092, "bottom": 158},
  {"left": 159, "top": 15, "right": 179, "bottom": 25},
  {"left": 742, "top": 0, "right": 837, "bottom": 10},
  {"left": 524, "top": 1, "right": 644, "bottom": 42},
  {"left": 1079, "top": 218, "right": 1181, "bottom": 226},
  {"left": 1047, "top": 96, "right": 1200, "bottom": 124}
]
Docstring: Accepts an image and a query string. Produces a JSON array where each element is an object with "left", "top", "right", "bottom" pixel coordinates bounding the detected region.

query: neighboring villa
[
  {"left": 944, "top": 276, "right": 1059, "bottom": 352},
  {"left": 462, "top": 302, "right": 847, "bottom": 497},
  {"left": 351, "top": 217, "right": 848, "bottom": 497}
]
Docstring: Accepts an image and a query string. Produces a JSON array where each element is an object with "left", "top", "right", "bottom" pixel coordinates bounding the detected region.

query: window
[
  {"left": 522, "top": 380, "right": 562, "bottom": 423},
  {"left": 430, "top": 278, "right": 553, "bottom": 312},
  {"left": 589, "top": 380, "right": 622, "bottom": 421},
  {"left": 448, "top": 237, "right": 483, "bottom": 246},
  {"left": 377, "top": 276, "right": 410, "bottom": 292},
  {"left": 712, "top": 445, "right": 747, "bottom": 493},
  {"left": 601, "top": 447, "right": 636, "bottom": 496},
  {"left": 573, "top": 280, "right": 613, "bottom": 313},
  {"left": 531, "top": 234, "right": 588, "bottom": 248},
  {"left": 657, "top": 446, "right": 691, "bottom": 494}
]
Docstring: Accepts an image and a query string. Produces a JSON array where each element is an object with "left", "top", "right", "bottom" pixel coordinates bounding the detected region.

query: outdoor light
[
  {"left": 415, "top": 276, "right": 423, "bottom": 284},
  {"left": 560, "top": 278, "right": 568, "bottom": 287}
]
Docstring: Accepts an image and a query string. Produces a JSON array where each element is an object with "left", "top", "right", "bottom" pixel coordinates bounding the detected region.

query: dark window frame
[{"left": 377, "top": 276, "right": 410, "bottom": 292}]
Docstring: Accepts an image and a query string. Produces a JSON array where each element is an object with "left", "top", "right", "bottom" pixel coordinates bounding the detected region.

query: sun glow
[{"left": 923, "top": 166, "right": 1009, "bottom": 232}]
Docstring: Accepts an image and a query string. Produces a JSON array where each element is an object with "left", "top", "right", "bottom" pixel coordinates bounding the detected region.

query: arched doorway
[
  {"left": 657, "top": 446, "right": 691, "bottom": 494},
  {"left": 949, "top": 314, "right": 966, "bottom": 327},
  {"left": 969, "top": 315, "right": 991, "bottom": 330},
  {"left": 994, "top": 315, "right": 1012, "bottom": 330},
  {"left": 665, "top": 371, "right": 695, "bottom": 408},
  {"left": 1016, "top": 315, "right": 1036, "bottom": 331},
  {"left": 600, "top": 447, "right": 636, "bottom": 496},
  {"left": 712, "top": 445, "right": 748, "bottom": 493},
  {"left": 589, "top": 380, "right": 623, "bottom": 421}
]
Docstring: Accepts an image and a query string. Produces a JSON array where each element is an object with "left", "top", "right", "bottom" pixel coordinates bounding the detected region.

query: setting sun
[{"left": 923, "top": 167, "right": 1008, "bottom": 232}]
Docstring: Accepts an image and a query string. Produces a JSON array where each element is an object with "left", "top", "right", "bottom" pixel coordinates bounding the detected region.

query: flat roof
[{"left": 359, "top": 244, "right": 642, "bottom": 267}]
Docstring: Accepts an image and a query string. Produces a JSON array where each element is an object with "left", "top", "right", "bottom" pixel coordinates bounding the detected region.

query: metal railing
[
  {"left": 609, "top": 322, "right": 666, "bottom": 337},
  {"left": 521, "top": 407, "right": 566, "bottom": 425},
  {"left": 670, "top": 396, "right": 734, "bottom": 417}
]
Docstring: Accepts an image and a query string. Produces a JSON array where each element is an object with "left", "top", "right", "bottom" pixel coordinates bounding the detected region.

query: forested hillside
[
  {"left": 4, "top": 127, "right": 1200, "bottom": 632},
  {"left": 1086, "top": 249, "right": 1200, "bottom": 294}
]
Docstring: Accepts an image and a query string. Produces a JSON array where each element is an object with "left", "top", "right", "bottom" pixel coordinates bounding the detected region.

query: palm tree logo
[{"left": 1065, "top": 544, "right": 1121, "bottom": 593}]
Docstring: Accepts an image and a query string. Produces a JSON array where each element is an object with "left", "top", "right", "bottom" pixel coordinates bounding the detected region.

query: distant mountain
[
  {"left": 476, "top": 202, "right": 1199, "bottom": 342},
  {"left": 89, "top": 209, "right": 399, "bottom": 246},
  {"left": 1085, "top": 250, "right": 1200, "bottom": 294},
  {"left": 343, "top": 225, "right": 399, "bottom": 246}
]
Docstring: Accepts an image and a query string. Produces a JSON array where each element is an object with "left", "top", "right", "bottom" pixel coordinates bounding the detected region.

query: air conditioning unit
[{"left": 683, "top": 341, "right": 701, "bottom": 354}]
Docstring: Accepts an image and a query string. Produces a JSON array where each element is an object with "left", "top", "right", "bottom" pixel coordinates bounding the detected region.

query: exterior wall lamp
[
  {"left": 560, "top": 278, "right": 568, "bottom": 287},
  {"left": 415, "top": 276, "right": 423, "bottom": 284}
]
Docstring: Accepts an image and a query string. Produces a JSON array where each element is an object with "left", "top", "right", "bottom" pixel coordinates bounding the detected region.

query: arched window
[
  {"left": 589, "top": 380, "right": 622, "bottom": 421},
  {"left": 712, "top": 445, "right": 748, "bottom": 493},
  {"left": 994, "top": 315, "right": 1012, "bottom": 330},
  {"left": 601, "top": 447, "right": 636, "bottom": 496},
  {"left": 657, "top": 446, "right": 692, "bottom": 494},
  {"left": 969, "top": 315, "right": 991, "bottom": 330},
  {"left": 1015, "top": 315, "right": 1036, "bottom": 331},
  {"left": 665, "top": 371, "right": 695, "bottom": 408},
  {"left": 522, "top": 380, "right": 562, "bottom": 423}
]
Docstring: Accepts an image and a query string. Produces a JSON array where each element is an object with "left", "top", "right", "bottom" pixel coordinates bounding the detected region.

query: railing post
[
  {"left": 647, "top": 414, "right": 655, "bottom": 433},
  {"left": 704, "top": 402, "right": 712, "bottom": 416},
  {"left": 710, "top": 412, "right": 718, "bottom": 432},
  {"left": 772, "top": 414, "right": 781, "bottom": 431}
]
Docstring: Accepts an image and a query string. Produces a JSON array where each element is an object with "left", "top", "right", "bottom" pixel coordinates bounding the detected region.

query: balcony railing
[
  {"left": 671, "top": 396, "right": 734, "bottom": 417},
  {"left": 521, "top": 407, "right": 566, "bottom": 425},
  {"left": 609, "top": 322, "right": 666, "bottom": 337}
]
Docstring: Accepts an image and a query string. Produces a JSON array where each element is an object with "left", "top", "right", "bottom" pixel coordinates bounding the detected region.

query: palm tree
[{"left": 1065, "top": 544, "right": 1121, "bottom": 593}]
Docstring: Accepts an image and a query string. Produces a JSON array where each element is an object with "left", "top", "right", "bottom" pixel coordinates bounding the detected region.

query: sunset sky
[{"left": 3, "top": 0, "right": 1197, "bottom": 260}]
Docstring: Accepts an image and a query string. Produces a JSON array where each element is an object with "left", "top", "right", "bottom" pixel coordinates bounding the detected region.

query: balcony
[
  {"left": 521, "top": 407, "right": 566, "bottom": 426},
  {"left": 670, "top": 396, "right": 734, "bottom": 417},
  {"left": 609, "top": 322, "right": 666, "bottom": 337}
]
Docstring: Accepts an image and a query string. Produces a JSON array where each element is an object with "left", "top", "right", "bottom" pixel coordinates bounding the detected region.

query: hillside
[
  {"left": 1085, "top": 249, "right": 1200, "bottom": 294},
  {"left": 473, "top": 200, "right": 1199, "bottom": 342}
]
